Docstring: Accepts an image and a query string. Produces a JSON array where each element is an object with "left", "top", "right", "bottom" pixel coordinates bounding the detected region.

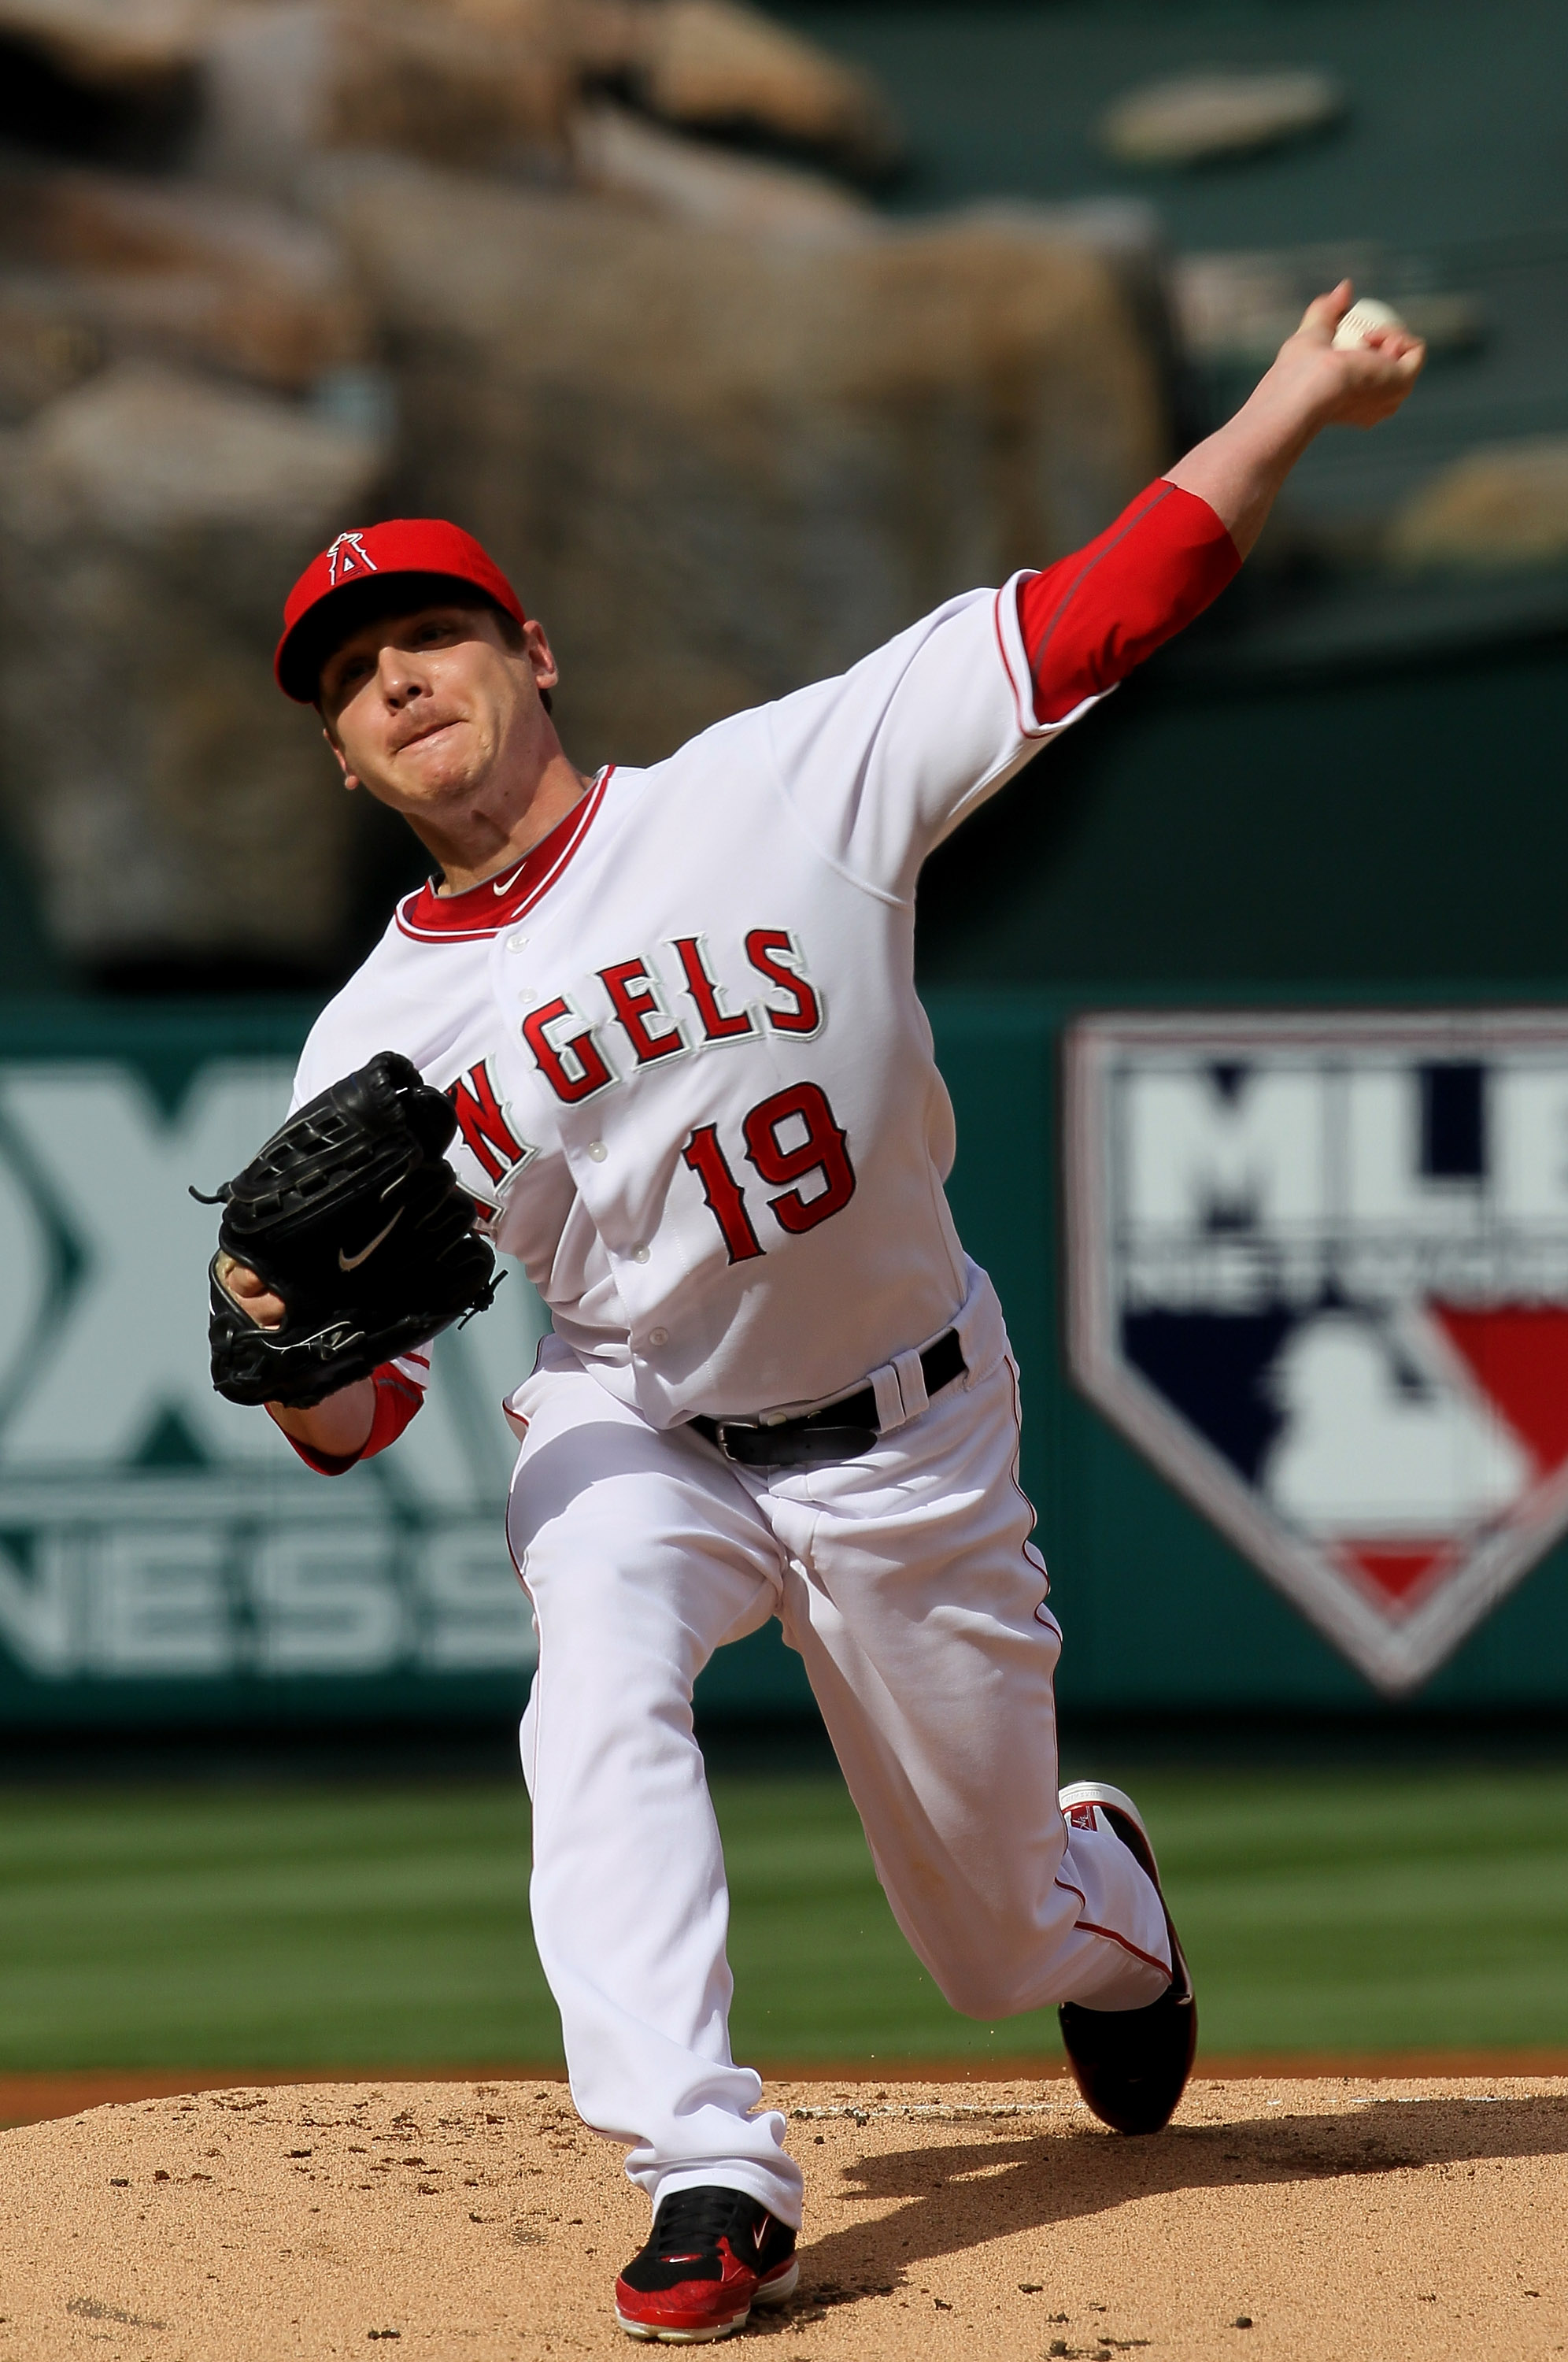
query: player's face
[{"left": 318, "top": 603, "right": 558, "bottom": 816}]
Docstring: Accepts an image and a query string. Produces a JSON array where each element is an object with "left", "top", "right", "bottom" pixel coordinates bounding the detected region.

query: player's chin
[{"left": 390, "top": 739, "right": 485, "bottom": 800}]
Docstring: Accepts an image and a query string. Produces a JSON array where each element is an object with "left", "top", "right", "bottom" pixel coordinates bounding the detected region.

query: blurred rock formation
[
  {"left": 0, "top": 152, "right": 369, "bottom": 396},
  {"left": 1100, "top": 69, "right": 1344, "bottom": 170},
  {"left": 323, "top": 157, "right": 1167, "bottom": 768},
  {"left": 0, "top": 0, "right": 205, "bottom": 100},
  {"left": 600, "top": 0, "right": 900, "bottom": 179},
  {"left": 1173, "top": 246, "right": 1484, "bottom": 368},
  {"left": 0, "top": 361, "right": 386, "bottom": 973},
  {"left": 0, "top": 0, "right": 1178, "bottom": 984},
  {"left": 193, "top": 0, "right": 575, "bottom": 197},
  {"left": 570, "top": 99, "right": 872, "bottom": 238},
  {"left": 1387, "top": 438, "right": 1568, "bottom": 572}
]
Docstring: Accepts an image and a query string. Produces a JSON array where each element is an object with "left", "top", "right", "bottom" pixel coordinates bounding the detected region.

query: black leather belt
[{"left": 690, "top": 1327, "right": 966, "bottom": 1468}]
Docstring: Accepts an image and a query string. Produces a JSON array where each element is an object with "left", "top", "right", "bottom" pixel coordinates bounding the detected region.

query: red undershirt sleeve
[
  {"left": 1016, "top": 479, "right": 1241, "bottom": 727},
  {"left": 277, "top": 1357, "right": 428, "bottom": 1476}
]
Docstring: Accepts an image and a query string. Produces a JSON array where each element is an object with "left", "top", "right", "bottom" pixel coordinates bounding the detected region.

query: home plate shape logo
[{"left": 1065, "top": 1010, "right": 1568, "bottom": 1693}]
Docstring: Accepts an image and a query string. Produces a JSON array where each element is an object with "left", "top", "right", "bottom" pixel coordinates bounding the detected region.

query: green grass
[{"left": 2, "top": 1764, "right": 1566, "bottom": 2072}]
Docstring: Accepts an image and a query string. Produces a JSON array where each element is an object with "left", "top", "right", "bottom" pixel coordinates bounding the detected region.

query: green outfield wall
[{"left": 0, "top": 989, "right": 1566, "bottom": 1731}]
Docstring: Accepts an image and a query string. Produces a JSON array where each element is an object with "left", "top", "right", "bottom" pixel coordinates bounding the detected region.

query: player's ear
[
  {"left": 320, "top": 720, "right": 359, "bottom": 792},
  {"left": 522, "top": 616, "right": 560, "bottom": 695}
]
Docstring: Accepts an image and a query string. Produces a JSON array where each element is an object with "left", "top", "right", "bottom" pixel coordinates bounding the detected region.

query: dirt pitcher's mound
[{"left": 1, "top": 2075, "right": 1565, "bottom": 2360}]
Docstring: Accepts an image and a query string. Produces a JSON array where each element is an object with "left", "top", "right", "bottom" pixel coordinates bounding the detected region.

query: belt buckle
[
  {"left": 716, "top": 1415, "right": 879, "bottom": 1469},
  {"left": 714, "top": 1404, "right": 801, "bottom": 1454}
]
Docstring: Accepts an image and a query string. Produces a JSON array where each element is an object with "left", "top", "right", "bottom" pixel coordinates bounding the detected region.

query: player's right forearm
[
  {"left": 1164, "top": 280, "right": 1425, "bottom": 557},
  {"left": 1163, "top": 375, "right": 1328, "bottom": 559}
]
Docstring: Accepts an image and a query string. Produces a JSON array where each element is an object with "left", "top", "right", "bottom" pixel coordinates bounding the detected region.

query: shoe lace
[{"left": 649, "top": 2186, "right": 763, "bottom": 2260}]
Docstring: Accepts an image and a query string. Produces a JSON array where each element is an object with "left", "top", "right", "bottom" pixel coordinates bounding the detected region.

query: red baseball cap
[{"left": 275, "top": 518, "right": 527, "bottom": 702}]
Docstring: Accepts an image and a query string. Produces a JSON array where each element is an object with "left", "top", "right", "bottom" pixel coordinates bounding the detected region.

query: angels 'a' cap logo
[
  {"left": 276, "top": 518, "right": 528, "bottom": 703},
  {"left": 326, "top": 531, "right": 378, "bottom": 587}
]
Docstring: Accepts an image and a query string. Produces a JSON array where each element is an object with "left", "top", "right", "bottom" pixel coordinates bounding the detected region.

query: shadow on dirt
[{"left": 770, "top": 2094, "right": 1568, "bottom": 2327}]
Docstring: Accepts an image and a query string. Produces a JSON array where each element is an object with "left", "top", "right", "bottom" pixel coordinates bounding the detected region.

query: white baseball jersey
[
  {"left": 293, "top": 573, "right": 1098, "bottom": 1428},
  {"left": 281, "top": 483, "right": 1237, "bottom": 2214}
]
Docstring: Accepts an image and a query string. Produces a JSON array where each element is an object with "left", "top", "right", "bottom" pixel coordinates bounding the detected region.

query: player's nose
[{"left": 375, "top": 644, "right": 430, "bottom": 706}]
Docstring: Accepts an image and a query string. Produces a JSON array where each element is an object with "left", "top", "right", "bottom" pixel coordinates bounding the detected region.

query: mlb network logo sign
[{"left": 1067, "top": 1010, "right": 1568, "bottom": 1693}]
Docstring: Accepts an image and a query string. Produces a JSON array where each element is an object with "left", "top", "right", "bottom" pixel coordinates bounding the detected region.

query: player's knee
[{"left": 523, "top": 1553, "right": 707, "bottom": 1696}]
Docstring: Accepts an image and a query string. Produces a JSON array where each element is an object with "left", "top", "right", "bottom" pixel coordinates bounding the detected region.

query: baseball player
[{"left": 217, "top": 286, "right": 1421, "bottom": 2341}]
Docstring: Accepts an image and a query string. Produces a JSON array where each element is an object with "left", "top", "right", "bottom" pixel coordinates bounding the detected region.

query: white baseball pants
[{"left": 505, "top": 1266, "right": 1171, "bottom": 2228}]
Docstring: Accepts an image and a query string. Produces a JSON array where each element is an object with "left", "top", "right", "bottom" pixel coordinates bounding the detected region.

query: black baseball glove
[{"left": 202, "top": 1050, "right": 500, "bottom": 1409}]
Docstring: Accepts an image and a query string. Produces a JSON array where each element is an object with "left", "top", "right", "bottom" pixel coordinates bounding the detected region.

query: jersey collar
[{"left": 394, "top": 769, "right": 612, "bottom": 942}]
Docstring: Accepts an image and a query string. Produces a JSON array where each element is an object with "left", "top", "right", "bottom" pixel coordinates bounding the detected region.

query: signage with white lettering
[
  {"left": 0, "top": 1054, "right": 546, "bottom": 1707},
  {"left": 1067, "top": 1010, "right": 1568, "bottom": 1693}
]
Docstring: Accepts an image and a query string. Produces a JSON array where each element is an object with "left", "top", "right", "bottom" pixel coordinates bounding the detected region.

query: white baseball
[{"left": 1332, "top": 297, "right": 1404, "bottom": 350}]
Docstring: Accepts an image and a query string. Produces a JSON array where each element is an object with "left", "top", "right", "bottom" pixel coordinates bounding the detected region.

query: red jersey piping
[{"left": 395, "top": 769, "right": 613, "bottom": 942}]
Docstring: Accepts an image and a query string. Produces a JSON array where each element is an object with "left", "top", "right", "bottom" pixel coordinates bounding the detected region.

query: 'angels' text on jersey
[
  {"left": 521, "top": 926, "right": 823, "bottom": 1102},
  {"left": 294, "top": 578, "right": 1088, "bottom": 1428}
]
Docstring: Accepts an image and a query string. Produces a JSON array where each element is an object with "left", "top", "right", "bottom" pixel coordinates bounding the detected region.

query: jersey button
[
  {"left": 649, "top": 1327, "right": 668, "bottom": 1346},
  {"left": 506, "top": 931, "right": 527, "bottom": 953},
  {"left": 587, "top": 1140, "right": 608, "bottom": 1162},
  {"left": 631, "top": 1243, "right": 651, "bottom": 1264}
]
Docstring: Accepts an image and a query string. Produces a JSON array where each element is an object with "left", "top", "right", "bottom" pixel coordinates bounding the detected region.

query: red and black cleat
[
  {"left": 1056, "top": 1779, "right": 1198, "bottom": 2137},
  {"left": 615, "top": 2185, "right": 800, "bottom": 2342}
]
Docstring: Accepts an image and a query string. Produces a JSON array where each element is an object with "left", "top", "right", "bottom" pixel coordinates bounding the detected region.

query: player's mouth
[{"left": 394, "top": 714, "right": 463, "bottom": 755}]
